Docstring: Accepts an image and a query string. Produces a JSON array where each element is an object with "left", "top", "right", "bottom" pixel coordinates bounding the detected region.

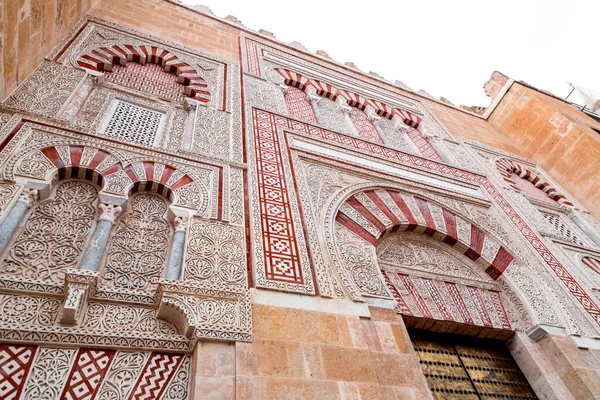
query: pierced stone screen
[{"left": 101, "top": 100, "right": 165, "bottom": 147}]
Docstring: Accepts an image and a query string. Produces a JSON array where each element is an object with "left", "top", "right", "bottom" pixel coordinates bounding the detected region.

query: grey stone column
[
  {"left": 79, "top": 203, "right": 122, "bottom": 272},
  {"left": 166, "top": 217, "right": 188, "bottom": 280},
  {"left": 0, "top": 188, "right": 38, "bottom": 255}
]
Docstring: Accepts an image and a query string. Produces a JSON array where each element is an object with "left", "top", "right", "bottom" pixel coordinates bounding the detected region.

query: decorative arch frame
[
  {"left": 272, "top": 68, "right": 422, "bottom": 127},
  {"left": 76, "top": 44, "right": 211, "bottom": 103},
  {"left": 496, "top": 158, "right": 573, "bottom": 208},
  {"left": 322, "top": 183, "right": 538, "bottom": 330},
  {"left": 333, "top": 187, "right": 516, "bottom": 280},
  {"left": 9, "top": 145, "right": 205, "bottom": 211}
]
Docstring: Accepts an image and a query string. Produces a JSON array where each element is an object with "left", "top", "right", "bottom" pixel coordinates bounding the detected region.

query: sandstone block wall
[{"left": 191, "top": 305, "right": 432, "bottom": 400}]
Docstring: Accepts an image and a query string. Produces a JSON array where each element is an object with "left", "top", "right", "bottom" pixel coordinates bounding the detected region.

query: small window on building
[{"left": 99, "top": 99, "right": 167, "bottom": 148}]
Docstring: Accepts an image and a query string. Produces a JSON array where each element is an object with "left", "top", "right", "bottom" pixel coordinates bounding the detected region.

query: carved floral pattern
[
  {"left": 100, "top": 193, "right": 171, "bottom": 291},
  {"left": 1, "top": 181, "right": 98, "bottom": 282},
  {"left": 184, "top": 219, "right": 246, "bottom": 287},
  {"left": 83, "top": 303, "right": 179, "bottom": 335}
]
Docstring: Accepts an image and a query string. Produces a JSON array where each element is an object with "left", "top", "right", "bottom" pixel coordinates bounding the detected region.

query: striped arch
[
  {"left": 76, "top": 44, "right": 210, "bottom": 103},
  {"left": 337, "top": 90, "right": 368, "bottom": 109},
  {"left": 496, "top": 158, "right": 573, "bottom": 207},
  {"left": 274, "top": 68, "right": 311, "bottom": 90},
  {"left": 31, "top": 146, "right": 196, "bottom": 205},
  {"left": 310, "top": 80, "right": 339, "bottom": 100},
  {"left": 335, "top": 189, "right": 515, "bottom": 280},
  {"left": 271, "top": 68, "right": 421, "bottom": 127}
]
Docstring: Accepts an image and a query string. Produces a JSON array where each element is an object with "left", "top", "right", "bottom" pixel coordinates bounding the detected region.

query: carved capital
[
  {"left": 277, "top": 84, "right": 289, "bottom": 94},
  {"left": 99, "top": 203, "right": 122, "bottom": 223},
  {"left": 59, "top": 269, "right": 99, "bottom": 325},
  {"left": 18, "top": 188, "right": 39, "bottom": 208},
  {"left": 307, "top": 94, "right": 321, "bottom": 104},
  {"left": 335, "top": 97, "right": 351, "bottom": 113},
  {"left": 391, "top": 115, "right": 410, "bottom": 134},
  {"left": 184, "top": 98, "right": 200, "bottom": 112},
  {"left": 368, "top": 113, "right": 382, "bottom": 126},
  {"left": 174, "top": 217, "right": 188, "bottom": 232}
]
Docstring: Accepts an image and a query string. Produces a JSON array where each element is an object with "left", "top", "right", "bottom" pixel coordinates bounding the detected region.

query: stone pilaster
[
  {"left": 166, "top": 217, "right": 188, "bottom": 280},
  {"left": 79, "top": 203, "right": 122, "bottom": 272}
]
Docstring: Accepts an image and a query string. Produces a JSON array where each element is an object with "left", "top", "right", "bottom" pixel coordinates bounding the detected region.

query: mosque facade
[{"left": 1, "top": 1, "right": 600, "bottom": 398}]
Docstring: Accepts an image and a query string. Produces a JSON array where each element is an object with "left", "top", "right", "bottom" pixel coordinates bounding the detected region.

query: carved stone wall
[
  {"left": 183, "top": 218, "right": 247, "bottom": 288},
  {"left": 100, "top": 192, "right": 172, "bottom": 292},
  {"left": 1, "top": 180, "right": 98, "bottom": 282},
  {"left": 0, "top": 345, "right": 191, "bottom": 400}
]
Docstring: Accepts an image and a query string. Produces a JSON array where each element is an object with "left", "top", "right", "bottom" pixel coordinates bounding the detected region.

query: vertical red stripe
[
  {"left": 399, "top": 274, "right": 432, "bottom": 319},
  {"left": 486, "top": 247, "right": 514, "bottom": 279},
  {"left": 442, "top": 208, "right": 458, "bottom": 246},
  {"left": 365, "top": 191, "right": 401, "bottom": 227},
  {"left": 468, "top": 286, "right": 493, "bottom": 328},
  {"left": 41, "top": 147, "right": 64, "bottom": 168},
  {"left": 346, "top": 196, "right": 386, "bottom": 235},
  {"left": 415, "top": 198, "right": 436, "bottom": 236},
  {"left": 465, "top": 225, "right": 485, "bottom": 261},
  {"left": 388, "top": 191, "right": 418, "bottom": 231},
  {"left": 445, "top": 283, "right": 474, "bottom": 325},
  {"left": 335, "top": 213, "right": 378, "bottom": 246},
  {"left": 383, "top": 271, "right": 413, "bottom": 316},
  {"left": 422, "top": 279, "right": 453, "bottom": 321}
]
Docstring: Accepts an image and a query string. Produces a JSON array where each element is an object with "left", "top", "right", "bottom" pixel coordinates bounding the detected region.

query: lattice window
[
  {"left": 105, "top": 62, "right": 186, "bottom": 102},
  {"left": 348, "top": 108, "right": 382, "bottom": 143},
  {"left": 100, "top": 100, "right": 166, "bottom": 147},
  {"left": 541, "top": 212, "right": 586, "bottom": 246},
  {"left": 511, "top": 173, "right": 558, "bottom": 207},
  {"left": 0, "top": 181, "right": 98, "bottom": 282},
  {"left": 100, "top": 192, "right": 172, "bottom": 292},
  {"left": 283, "top": 87, "right": 317, "bottom": 123}
]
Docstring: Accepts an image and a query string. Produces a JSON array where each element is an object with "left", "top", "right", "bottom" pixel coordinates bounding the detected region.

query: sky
[{"left": 182, "top": 0, "right": 598, "bottom": 107}]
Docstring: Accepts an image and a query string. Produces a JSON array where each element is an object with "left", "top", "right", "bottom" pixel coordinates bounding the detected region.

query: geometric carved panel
[{"left": 0, "top": 345, "right": 36, "bottom": 400}]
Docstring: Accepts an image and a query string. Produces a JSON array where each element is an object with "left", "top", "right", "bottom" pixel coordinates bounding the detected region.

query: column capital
[
  {"left": 174, "top": 217, "right": 188, "bottom": 232},
  {"left": 277, "top": 84, "right": 289, "bottom": 94},
  {"left": 18, "top": 188, "right": 38, "bottom": 208},
  {"left": 98, "top": 203, "right": 122, "bottom": 223}
]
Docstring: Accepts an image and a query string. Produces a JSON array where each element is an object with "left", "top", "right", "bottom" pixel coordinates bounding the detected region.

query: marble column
[
  {"left": 0, "top": 188, "right": 38, "bottom": 255},
  {"left": 79, "top": 203, "right": 122, "bottom": 272},
  {"left": 166, "top": 217, "right": 188, "bottom": 280}
]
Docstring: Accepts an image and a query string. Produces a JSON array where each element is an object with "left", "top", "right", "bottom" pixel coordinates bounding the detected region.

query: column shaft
[
  {"left": 166, "top": 229, "right": 186, "bottom": 280},
  {"left": 0, "top": 202, "right": 29, "bottom": 255},
  {"left": 79, "top": 219, "right": 114, "bottom": 271},
  {"left": 0, "top": 188, "right": 38, "bottom": 255}
]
